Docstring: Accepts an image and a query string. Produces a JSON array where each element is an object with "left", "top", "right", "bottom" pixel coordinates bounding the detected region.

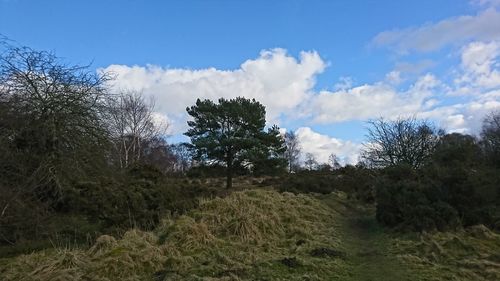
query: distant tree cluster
[
  {"left": 481, "top": 111, "right": 500, "bottom": 167},
  {"left": 280, "top": 114, "right": 500, "bottom": 232},
  {"left": 0, "top": 42, "right": 291, "bottom": 247},
  {"left": 370, "top": 115, "right": 500, "bottom": 231},
  {"left": 1, "top": 38, "right": 499, "bottom": 253},
  {"left": 0, "top": 42, "right": 201, "bottom": 246}
]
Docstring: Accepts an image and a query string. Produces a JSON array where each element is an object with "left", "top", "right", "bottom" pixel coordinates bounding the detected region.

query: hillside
[
  {"left": 324, "top": 193, "right": 500, "bottom": 281},
  {"left": 1, "top": 189, "right": 346, "bottom": 280},
  {"left": 2, "top": 188, "right": 499, "bottom": 280}
]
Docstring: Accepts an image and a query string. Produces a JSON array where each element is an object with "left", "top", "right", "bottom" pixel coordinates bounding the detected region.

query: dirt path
[{"left": 322, "top": 195, "right": 416, "bottom": 281}]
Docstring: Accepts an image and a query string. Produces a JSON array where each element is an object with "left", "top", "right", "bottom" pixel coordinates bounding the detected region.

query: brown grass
[
  {"left": 0, "top": 189, "right": 346, "bottom": 281},
  {"left": 392, "top": 225, "right": 500, "bottom": 281}
]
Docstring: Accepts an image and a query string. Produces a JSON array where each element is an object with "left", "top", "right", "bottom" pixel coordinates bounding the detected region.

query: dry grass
[
  {"left": 0, "top": 189, "right": 347, "bottom": 281},
  {"left": 391, "top": 225, "right": 500, "bottom": 281},
  {"left": 1, "top": 229, "right": 166, "bottom": 281},
  {"left": 157, "top": 190, "right": 346, "bottom": 280}
]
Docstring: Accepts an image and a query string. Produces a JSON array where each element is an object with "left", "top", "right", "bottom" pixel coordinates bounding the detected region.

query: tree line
[
  {"left": 1, "top": 41, "right": 499, "bottom": 252},
  {"left": 0, "top": 41, "right": 290, "bottom": 249},
  {"left": 0, "top": 43, "right": 211, "bottom": 248},
  {"left": 281, "top": 115, "right": 500, "bottom": 232}
]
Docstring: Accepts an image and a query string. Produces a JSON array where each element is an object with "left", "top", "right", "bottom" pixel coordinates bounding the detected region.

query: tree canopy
[
  {"left": 0, "top": 44, "right": 111, "bottom": 202},
  {"left": 185, "top": 97, "right": 286, "bottom": 188},
  {"left": 362, "top": 117, "right": 441, "bottom": 168}
]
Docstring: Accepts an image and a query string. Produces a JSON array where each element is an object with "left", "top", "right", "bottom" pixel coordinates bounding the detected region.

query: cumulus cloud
[
  {"left": 100, "top": 43, "right": 499, "bottom": 155},
  {"left": 419, "top": 97, "right": 500, "bottom": 134},
  {"left": 295, "top": 127, "right": 361, "bottom": 165},
  {"left": 394, "top": 59, "right": 436, "bottom": 75},
  {"left": 385, "top": 71, "right": 403, "bottom": 85},
  {"left": 372, "top": 8, "right": 500, "bottom": 53},
  {"left": 306, "top": 74, "right": 440, "bottom": 123},
  {"left": 417, "top": 41, "right": 500, "bottom": 133},
  {"left": 101, "top": 48, "right": 325, "bottom": 133},
  {"left": 455, "top": 41, "right": 500, "bottom": 89},
  {"left": 333, "top": 76, "right": 354, "bottom": 90},
  {"left": 369, "top": 3, "right": 500, "bottom": 133}
]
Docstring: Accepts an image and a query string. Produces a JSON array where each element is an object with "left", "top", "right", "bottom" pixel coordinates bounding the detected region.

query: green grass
[
  {"left": 0, "top": 189, "right": 350, "bottom": 280},
  {"left": 390, "top": 225, "right": 500, "bottom": 281},
  {"left": 321, "top": 192, "right": 418, "bottom": 281},
  {"left": 2, "top": 187, "right": 499, "bottom": 280},
  {"left": 322, "top": 192, "right": 500, "bottom": 281}
]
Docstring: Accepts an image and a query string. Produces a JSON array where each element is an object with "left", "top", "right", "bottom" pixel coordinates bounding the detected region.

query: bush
[
  {"left": 375, "top": 172, "right": 460, "bottom": 232},
  {"left": 279, "top": 167, "right": 375, "bottom": 202},
  {"left": 337, "top": 165, "right": 376, "bottom": 202},
  {"left": 1, "top": 190, "right": 342, "bottom": 281},
  {"left": 279, "top": 171, "right": 339, "bottom": 194},
  {"left": 65, "top": 168, "right": 215, "bottom": 232},
  {"left": 375, "top": 132, "right": 500, "bottom": 232},
  {"left": 0, "top": 163, "right": 215, "bottom": 253},
  {"left": 376, "top": 159, "right": 500, "bottom": 231}
]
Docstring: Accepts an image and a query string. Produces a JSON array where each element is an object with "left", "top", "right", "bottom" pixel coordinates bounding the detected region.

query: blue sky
[{"left": 2, "top": 0, "right": 500, "bottom": 164}]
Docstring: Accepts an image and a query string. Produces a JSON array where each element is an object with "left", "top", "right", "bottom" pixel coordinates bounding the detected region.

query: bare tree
[
  {"left": 0, "top": 43, "right": 110, "bottom": 242},
  {"left": 284, "top": 130, "right": 301, "bottom": 172},
  {"left": 304, "top": 153, "right": 318, "bottom": 170},
  {"left": 0, "top": 44, "right": 110, "bottom": 195},
  {"left": 362, "top": 117, "right": 440, "bottom": 168},
  {"left": 171, "top": 143, "right": 192, "bottom": 173},
  {"left": 328, "top": 153, "right": 341, "bottom": 170},
  {"left": 481, "top": 110, "right": 500, "bottom": 166},
  {"left": 141, "top": 137, "right": 177, "bottom": 173},
  {"left": 106, "top": 90, "right": 168, "bottom": 168}
]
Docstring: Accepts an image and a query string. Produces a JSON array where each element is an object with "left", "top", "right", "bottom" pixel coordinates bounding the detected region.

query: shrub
[
  {"left": 376, "top": 161, "right": 499, "bottom": 231},
  {"left": 1, "top": 190, "right": 344, "bottom": 281},
  {"left": 279, "top": 171, "right": 339, "bottom": 194},
  {"left": 279, "top": 167, "right": 375, "bottom": 203},
  {"left": 375, "top": 174, "right": 460, "bottom": 232},
  {"left": 337, "top": 165, "right": 376, "bottom": 202},
  {"left": 65, "top": 172, "right": 215, "bottom": 232}
]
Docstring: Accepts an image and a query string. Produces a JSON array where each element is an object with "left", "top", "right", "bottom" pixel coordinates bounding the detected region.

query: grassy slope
[
  {"left": 321, "top": 193, "right": 416, "bottom": 281},
  {"left": 390, "top": 226, "right": 500, "bottom": 281},
  {"left": 322, "top": 193, "right": 500, "bottom": 281},
  {"left": 0, "top": 189, "right": 350, "bottom": 280},
  {"left": 1, "top": 186, "right": 499, "bottom": 280}
]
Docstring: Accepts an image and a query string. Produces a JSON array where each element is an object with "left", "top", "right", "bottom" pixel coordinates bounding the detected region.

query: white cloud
[
  {"left": 370, "top": 4, "right": 500, "bottom": 132},
  {"left": 385, "top": 71, "right": 403, "bottom": 85},
  {"left": 372, "top": 8, "right": 500, "bottom": 53},
  {"left": 151, "top": 112, "right": 173, "bottom": 135},
  {"left": 394, "top": 59, "right": 436, "bottom": 75},
  {"left": 101, "top": 48, "right": 325, "bottom": 133},
  {"left": 295, "top": 127, "right": 361, "bottom": 165},
  {"left": 305, "top": 63, "right": 499, "bottom": 135},
  {"left": 471, "top": 0, "right": 500, "bottom": 7},
  {"left": 456, "top": 41, "right": 500, "bottom": 89},
  {"left": 419, "top": 97, "right": 500, "bottom": 134},
  {"left": 306, "top": 74, "right": 440, "bottom": 123},
  {"left": 100, "top": 45, "right": 500, "bottom": 156},
  {"left": 333, "top": 76, "right": 354, "bottom": 90}
]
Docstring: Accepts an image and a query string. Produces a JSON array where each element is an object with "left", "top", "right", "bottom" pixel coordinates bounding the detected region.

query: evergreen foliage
[{"left": 185, "top": 97, "right": 287, "bottom": 188}]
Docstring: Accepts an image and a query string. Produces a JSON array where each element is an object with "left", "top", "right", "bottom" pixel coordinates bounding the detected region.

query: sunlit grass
[{"left": 0, "top": 189, "right": 349, "bottom": 280}]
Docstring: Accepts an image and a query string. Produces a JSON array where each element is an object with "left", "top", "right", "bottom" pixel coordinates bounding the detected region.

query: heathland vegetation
[{"left": 1, "top": 42, "right": 499, "bottom": 280}]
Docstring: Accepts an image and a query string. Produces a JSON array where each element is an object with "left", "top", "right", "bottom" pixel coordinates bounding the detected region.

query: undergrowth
[
  {"left": 391, "top": 225, "right": 500, "bottom": 281},
  {"left": 0, "top": 189, "right": 349, "bottom": 280}
]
